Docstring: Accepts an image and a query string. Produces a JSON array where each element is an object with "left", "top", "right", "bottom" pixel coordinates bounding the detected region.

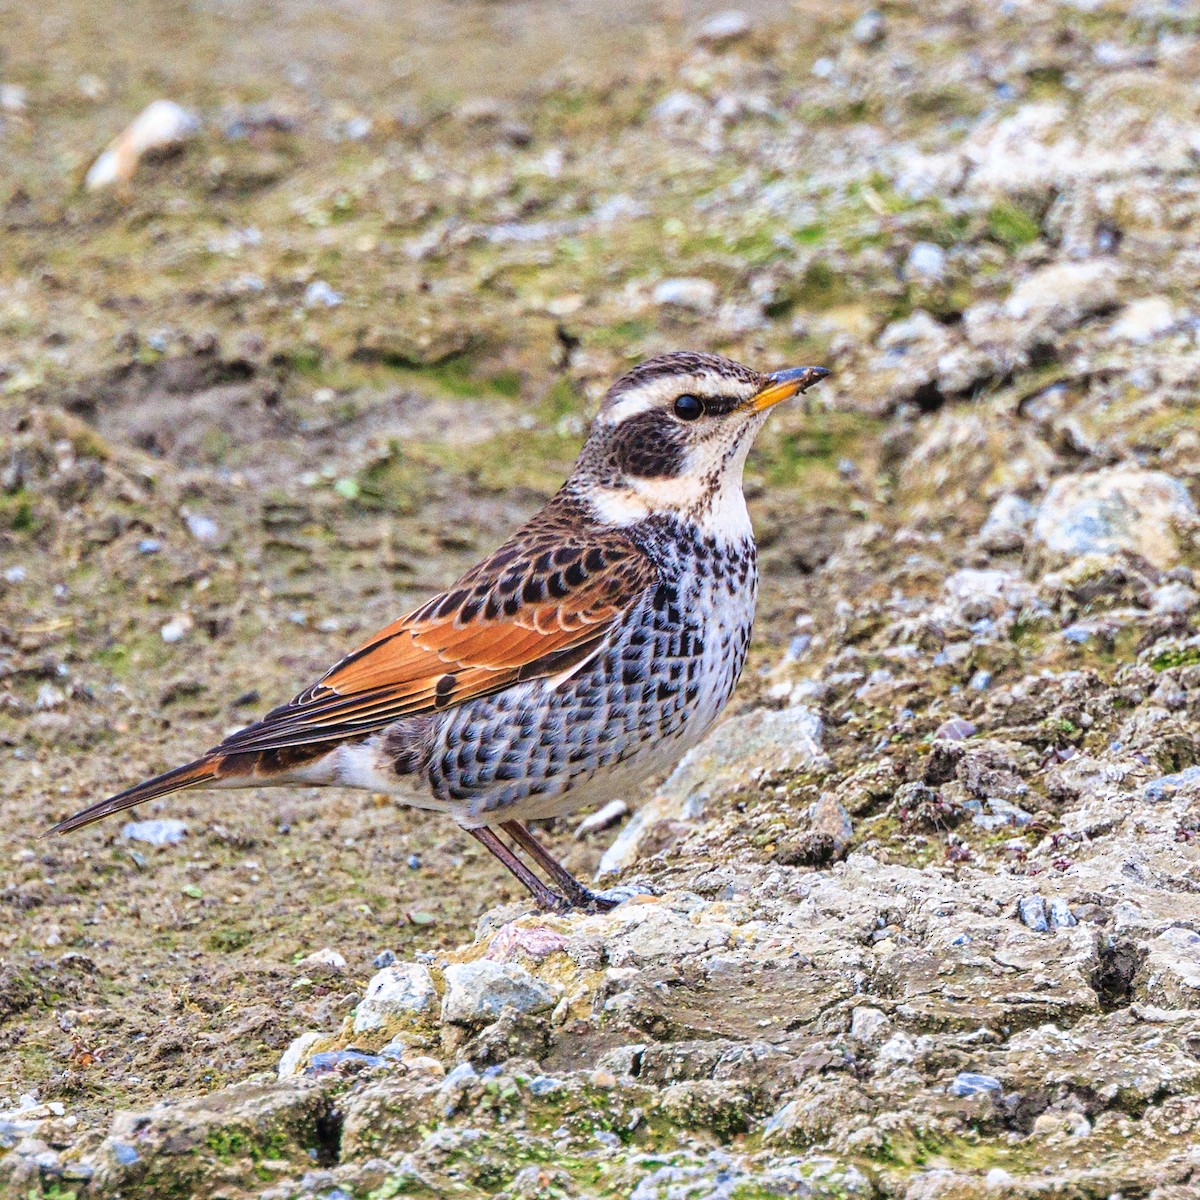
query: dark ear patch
[{"left": 608, "top": 409, "right": 687, "bottom": 479}]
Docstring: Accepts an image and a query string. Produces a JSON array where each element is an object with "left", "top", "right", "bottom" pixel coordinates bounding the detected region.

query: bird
[{"left": 50, "top": 352, "right": 829, "bottom": 912}]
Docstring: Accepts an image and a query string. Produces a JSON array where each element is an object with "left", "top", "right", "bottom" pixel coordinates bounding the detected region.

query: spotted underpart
[{"left": 395, "top": 515, "right": 757, "bottom": 822}]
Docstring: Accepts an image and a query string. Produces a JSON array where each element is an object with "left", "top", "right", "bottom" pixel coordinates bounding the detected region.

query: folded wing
[{"left": 209, "top": 528, "right": 657, "bottom": 756}]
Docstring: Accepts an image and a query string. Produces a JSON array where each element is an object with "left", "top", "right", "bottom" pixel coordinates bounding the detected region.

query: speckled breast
[{"left": 426, "top": 523, "right": 758, "bottom": 823}]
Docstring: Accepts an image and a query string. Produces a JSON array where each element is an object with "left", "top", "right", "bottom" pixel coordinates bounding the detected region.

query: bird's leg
[
  {"left": 466, "top": 825, "right": 570, "bottom": 913},
  {"left": 500, "top": 820, "right": 620, "bottom": 912}
]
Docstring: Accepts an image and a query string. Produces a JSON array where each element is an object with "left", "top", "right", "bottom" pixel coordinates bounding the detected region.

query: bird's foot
[{"left": 543, "top": 880, "right": 657, "bottom": 914}]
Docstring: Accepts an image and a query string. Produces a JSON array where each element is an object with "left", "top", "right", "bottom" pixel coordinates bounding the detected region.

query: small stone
[
  {"left": 35, "top": 684, "right": 65, "bottom": 710},
  {"left": 1018, "top": 895, "right": 1049, "bottom": 932},
  {"left": 372, "top": 949, "right": 397, "bottom": 969},
  {"left": 353, "top": 963, "right": 437, "bottom": 1032},
  {"left": 0, "top": 84, "right": 27, "bottom": 114},
  {"left": 935, "top": 718, "right": 977, "bottom": 741},
  {"left": 978, "top": 494, "right": 1036, "bottom": 553},
  {"left": 1108, "top": 296, "right": 1178, "bottom": 344},
  {"left": 653, "top": 278, "right": 718, "bottom": 312},
  {"left": 1144, "top": 765, "right": 1200, "bottom": 803},
  {"left": 852, "top": 9, "right": 886, "bottom": 46},
  {"left": 849, "top": 1006, "right": 889, "bottom": 1043},
  {"left": 575, "top": 799, "right": 629, "bottom": 838},
  {"left": 693, "top": 10, "right": 753, "bottom": 47},
  {"left": 121, "top": 818, "right": 187, "bottom": 846},
  {"left": 948, "top": 1072, "right": 1002, "bottom": 1097},
  {"left": 137, "top": 538, "right": 162, "bottom": 555},
  {"left": 184, "top": 513, "right": 220, "bottom": 543},
  {"left": 1151, "top": 583, "right": 1200, "bottom": 615},
  {"left": 1002, "top": 260, "right": 1120, "bottom": 328},
  {"left": 905, "top": 242, "right": 946, "bottom": 282},
  {"left": 440, "top": 960, "right": 557, "bottom": 1025},
  {"left": 277, "top": 1031, "right": 323, "bottom": 1079},
  {"left": 303, "top": 280, "right": 342, "bottom": 308},
  {"left": 589, "top": 1068, "right": 617, "bottom": 1089},
  {"left": 160, "top": 614, "right": 193, "bottom": 643},
  {"left": 110, "top": 1142, "right": 140, "bottom": 1166},
  {"left": 296, "top": 947, "right": 347, "bottom": 972},
  {"left": 1047, "top": 897, "right": 1077, "bottom": 929},
  {"left": 529, "top": 1075, "right": 563, "bottom": 1096},
  {"left": 809, "top": 794, "right": 853, "bottom": 857},
  {"left": 3, "top": 565, "right": 25, "bottom": 583}
]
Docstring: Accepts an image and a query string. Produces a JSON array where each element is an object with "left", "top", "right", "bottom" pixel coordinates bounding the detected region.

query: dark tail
[{"left": 48, "top": 757, "right": 223, "bottom": 836}]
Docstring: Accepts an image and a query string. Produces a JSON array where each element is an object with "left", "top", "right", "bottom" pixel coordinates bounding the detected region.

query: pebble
[
  {"left": 977, "top": 494, "right": 1036, "bottom": 553},
  {"left": 1143, "top": 765, "right": 1200, "bottom": 803},
  {"left": 120, "top": 819, "right": 187, "bottom": 846},
  {"left": 160, "top": 614, "right": 193, "bottom": 643},
  {"left": 0, "top": 83, "right": 27, "bottom": 114},
  {"left": 440, "top": 960, "right": 557, "bottom": 1025},
  {"left": 948, "top": 1072, "right": 1002, "bottom": 1097},
  {"left": 3, "top": 565, "right": 25, "bottom": 583},
  {"left": 277, "top": 1031, "right": 323, "bottom": 1079},
  {"left": 935, "top": 718, "right": 977, "bottom": 741},
  {"left": 653, "top": 278, "right": 718, "bottom": 312},
  {"left": 307, "top": 1050, "right": 385, "bottom": 1075},
  {"left": 85, "top": 99, "right": 199, "bottom": 190},
  {"left": 852, "top": 9, "right": 887, "bottom": 46},
  {"left": 905, "top": 242, "right": 946, "bottom": 283},
  {"left": 849, "top": 1006, "right": 889, "bottom": 1043},
  {"left": 137, "top": 538, "right": 162, "bottom": 555},
  {"left": 296, "top": 947, "right": 347, "bottom": 972},
  {"left": 372, "top": 949, "right": 398, "bottom": 969},
  {"left": 1108, "top": 296, "right": 1178, "bottom": 344},
  {"left": 575, "top": 799, "right": 629, "bottom": 838},
  {"left": 353, "top": 963, "right": 437, "bottom": 1031},
  {"left": 693, "top": 10, "right": 753, "bottom": 48},
  {"left": 184, "top": 513, "right": 220, "bottom": 543},
  {"left": 304, "top": 280, "right": 342, "bottom": 308},
  {"left": 1018, "top": 895, "right": 1076, "bottom": 931},
  {"left": 110, "top": 1142, "right": 141, "bottom": 1165}
]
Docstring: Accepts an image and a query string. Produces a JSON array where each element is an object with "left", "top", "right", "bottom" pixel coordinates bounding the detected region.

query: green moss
[
  {"left": 1151, "top": 645, "right": 1200, "bottom": 671},
  {"left": 206, "top": 927, "right": 254, "bottom": 953},
  {"left": 986, "top": 202, "right": 1041, "bottom": 250}
]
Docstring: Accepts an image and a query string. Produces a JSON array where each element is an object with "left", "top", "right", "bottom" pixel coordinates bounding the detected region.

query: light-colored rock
[
  {"left": 693, "top": 10, "right": 753, "bottom": 48},
  {"left": 1001, "top": 260, "right": 1120, "bottom": 328},
  {"left": 1108, "top": 296, "right": 1180, "bottom": 344},
  {"left": 653, "top": 277, "right": 718, "bottom": 312},
  {"left": 598, "top": 705, "right": 826, "bottom": 874},
  {"left": 904, "top": 242, "right": 946, "bottom": 283},
  {"left": 121, "top": 819, "right": 187, "bottom": 846},
  {"left": 296, "top": 947, "right": 346, "bottom": 972},
  {"left": 85, "top": 99, "right": 199, "bottom": 189},
  {"left": 1032, "top": 467, "right": 1197, "bottom": 569},
  {"left": 353, "top": 963, "right": 437, "bottom": 1032},
  {"left": 277, "top": 1032, "right": 323, "bottom": 1079},
  {"left": 440, "top": 960, "right": 557, "bottom": 1025},
  {"left": 977, "top": 494, "right": 1036, "bottom": 552}
]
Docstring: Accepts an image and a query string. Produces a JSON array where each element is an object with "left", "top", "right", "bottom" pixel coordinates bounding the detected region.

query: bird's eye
[{"left": 673, "top": 394, "right": 703, "bottom": 421}]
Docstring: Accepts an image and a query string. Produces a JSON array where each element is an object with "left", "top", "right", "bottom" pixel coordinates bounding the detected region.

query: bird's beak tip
[{"left": 750, "top": 365, "right": 831, "bottom": 412}]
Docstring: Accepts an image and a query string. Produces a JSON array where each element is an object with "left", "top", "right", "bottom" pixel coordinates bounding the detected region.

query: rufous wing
[{"left": 208, "top": 531, "right": 657, "bottom": 756}]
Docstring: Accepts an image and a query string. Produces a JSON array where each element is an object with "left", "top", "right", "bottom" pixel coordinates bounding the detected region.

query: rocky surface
[{"left": 4, "top": 0, "right": 1200, "bottom": 1196}]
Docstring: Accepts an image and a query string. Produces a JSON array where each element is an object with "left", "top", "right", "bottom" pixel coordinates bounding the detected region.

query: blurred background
[{"left": 2, "top": 0, "right": 1200, "bottom": 1193}]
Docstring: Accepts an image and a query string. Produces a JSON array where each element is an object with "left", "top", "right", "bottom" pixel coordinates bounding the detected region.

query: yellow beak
[{"left": 748, "top": 366, "right": 831, "bottom": 412}]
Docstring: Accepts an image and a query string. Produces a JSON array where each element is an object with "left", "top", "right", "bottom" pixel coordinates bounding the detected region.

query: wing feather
[{"left": 209, "top": 523, "right": 655, "bottom": 757}]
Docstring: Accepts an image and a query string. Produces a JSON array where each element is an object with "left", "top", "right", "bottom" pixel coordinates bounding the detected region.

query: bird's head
[{"left": 573, "top": 351, "right": 829, "bottom": 533}]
